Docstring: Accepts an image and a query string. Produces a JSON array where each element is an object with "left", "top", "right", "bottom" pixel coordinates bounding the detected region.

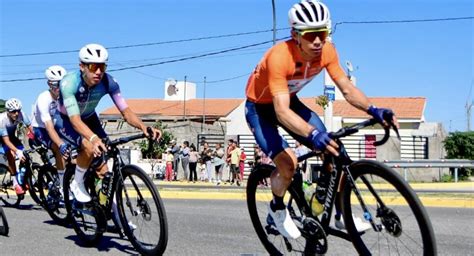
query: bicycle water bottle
[
  {"left": 99, "top": 172, "right": 113, "bottom": 205},
  {"left": 303, "top": 181, "right": 324, "bottom": 216},
  {"left": 17, "top": 165, "right": 26, "bottom": 186}
]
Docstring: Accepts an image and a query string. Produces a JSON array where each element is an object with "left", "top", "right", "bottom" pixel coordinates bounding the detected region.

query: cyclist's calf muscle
[{"left": 271, "top": 148, "right": 298, "bottom": 197}]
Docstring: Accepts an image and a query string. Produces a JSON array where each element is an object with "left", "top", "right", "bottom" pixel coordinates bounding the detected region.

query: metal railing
[{"left": 383, "top": 159, "right": 474, "bottom": 182}]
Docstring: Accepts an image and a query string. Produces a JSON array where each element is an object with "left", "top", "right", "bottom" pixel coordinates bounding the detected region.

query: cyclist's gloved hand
[
  {"left": 16, "top": 149, "right": 24, "bottom": 161},
  {"left": 59, "top": 143, "right": 70, "bottom": 158},
  {"left": 308, "top": 129, "right": 332, "bottom": 151},
  {"left": 367, "top": 105, "right": 394, "bottom": 126}
]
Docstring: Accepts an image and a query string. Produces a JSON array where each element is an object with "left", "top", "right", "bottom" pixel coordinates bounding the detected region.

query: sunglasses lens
[
  {"left": 88, "top": 63, "right": 107, "bottom": 72},
  {"left": 301, "top": 30, "right": 328, "bottom": 42}
]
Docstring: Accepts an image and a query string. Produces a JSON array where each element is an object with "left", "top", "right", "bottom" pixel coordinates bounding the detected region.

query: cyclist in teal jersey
[{"left": 57, "top": 43, "right": 161, "bottom": 203}]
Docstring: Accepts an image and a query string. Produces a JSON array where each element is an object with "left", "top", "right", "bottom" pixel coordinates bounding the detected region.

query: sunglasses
[
  {"left": 84, "top": 63, "right": 107, "bottom": 73},
  {"left": 48, "top": 80, "right": 60, "bottom": 88},
  {"left": 8, "top": 110, "right": 20, "bottom": 114},
  {"left": 297, "top": 28, "right": 329, "bottom": 42}
]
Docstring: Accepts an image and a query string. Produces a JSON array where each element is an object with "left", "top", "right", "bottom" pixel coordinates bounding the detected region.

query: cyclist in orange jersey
[{"left": 245, "top": 0, "right": 399, "bottom": 239}]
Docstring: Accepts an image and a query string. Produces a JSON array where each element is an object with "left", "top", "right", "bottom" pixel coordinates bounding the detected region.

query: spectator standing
[
  {"left": 239, "top": 147, "right": 247, "bottom": 181},
  {"left": 201, "top": 142, "right": 213, "bottom": 182},
  {"left": 165, "top": 149, "right": 174, "bottom": 181},
  {"left": 180, "top": 141, "right": 190, "bottom": 181},
  {"left": 188, "top": 144, "right": 199, "bottom": 183},
  {"left": 225, "top": 139, "right": 236, "bottom": 183},
  {"left": 170, "top": 140, "right": 180, "bottom": 181},
  {"left": 213, "top": 143, "right": 225, "bottom": 185},
  {"left": 230, "top": 141, "right": 241, "bottom": 186}
]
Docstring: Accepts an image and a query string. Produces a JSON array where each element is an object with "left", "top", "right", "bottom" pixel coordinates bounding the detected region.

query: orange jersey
[{"left": 245, "top": 39, "right": 346, "bottom": 104}]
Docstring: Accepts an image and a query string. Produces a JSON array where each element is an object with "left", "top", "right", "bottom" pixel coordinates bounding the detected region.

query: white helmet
[
  {"left": 79, "top": 43, "right": 108, "bottom": 63},
  {"left": 45, "top": 65, "right": 67, "bottom": 81},
  {"left": 288, "top": 0, "right": 331, "bottom": 30},
  {"left": 5, "top": 98, "right": 22, "bottom": 112}
]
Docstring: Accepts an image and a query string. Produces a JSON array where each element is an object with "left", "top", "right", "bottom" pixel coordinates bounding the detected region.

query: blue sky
[{"left": 1, "top": 0, "right": 472, "bottom": 132}]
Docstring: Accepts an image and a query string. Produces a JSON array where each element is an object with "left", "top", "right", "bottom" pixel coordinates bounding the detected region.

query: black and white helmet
[
  {"left": 288, "top": 0, "right": 331, "bottom": 30},
  {"left": 45, "top": 65, "right": 67, "bottom": 81},
  {"left": 79, "top": 43, "right": 108, "bottom": 63},
  {"left": 5, "top": 98, "right": 22, "bottom": 112}
]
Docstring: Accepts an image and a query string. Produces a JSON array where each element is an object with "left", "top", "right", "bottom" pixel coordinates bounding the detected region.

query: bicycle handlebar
[{"left": 296, "top": 116, "right": 400, "bottom": 163}]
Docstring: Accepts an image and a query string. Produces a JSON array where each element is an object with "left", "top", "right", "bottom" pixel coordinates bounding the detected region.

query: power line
[
  {"left": 0, "top": 37, "right": 289, "bottom": 83},
  {"left": 333, "top": 16, "right": 473, "bottom": 34},
  {"left": 0, "top": 28, "right": 288, "bottom": 58}
]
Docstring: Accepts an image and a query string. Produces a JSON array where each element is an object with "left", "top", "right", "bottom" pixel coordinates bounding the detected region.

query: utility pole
[
  {"left": 467, "top": 100, "right": 473, "bottom": 131},
  {"left": 271, "top": 0, "right": 276, "bottom": 45},
  {"left": 202, "top": 76, "right": 207, "bottom": 132},
  {"left": 183, "top": 75, "right": 187, "bottom": 121}
]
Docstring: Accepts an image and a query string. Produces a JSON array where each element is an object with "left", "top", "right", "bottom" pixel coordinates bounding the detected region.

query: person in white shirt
[{"left": 31, "top": 65, "right": 70, "bottom": 188}]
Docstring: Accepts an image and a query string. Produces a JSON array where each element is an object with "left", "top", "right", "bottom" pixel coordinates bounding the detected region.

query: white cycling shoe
[
  {"left": 335, "top": 215, "right": 372, "bottom": 232},
  {"left": 70, "top": 180, "right": 91, "bottom": 203},
  {"left": 267, "top": 204, "right": 301, "bottom": 239}
]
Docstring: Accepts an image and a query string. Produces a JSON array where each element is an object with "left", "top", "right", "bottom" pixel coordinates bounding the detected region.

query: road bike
[
  {"left": 0, "top": 205, "right": 8, "bottom": 236},
  {"left": 246, "top": 117, "right": 437, "bottom": 255},
  {"left": 63, "top": 129, "right": 168, "bottom": 255},
  {"left": 0, "top": 146, "right": 48, "bottom": 207}
]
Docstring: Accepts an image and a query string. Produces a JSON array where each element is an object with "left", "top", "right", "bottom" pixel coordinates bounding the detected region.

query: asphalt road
[{"left": 0, "top": 197, "right": 473, "bottom": 255}]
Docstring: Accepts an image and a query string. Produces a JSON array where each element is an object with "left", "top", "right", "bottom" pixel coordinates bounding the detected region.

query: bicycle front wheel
[
  {"left": 116, "top": 165, "right": 168, "bottom": 256},
  {"left": 0, "top": 164, "right": 21, "bottom": 207},
  {"left": 342, "top": 160, "right": 437, "bottom": 256},
  {"left": 63, "top": 166, "right": 106, "bottom": 246},
  {"left": 25, "top": 164, "right": 42, "bottom": 205},
  {"left": 247, "top": 164, "right": 326, "bottom": 256},
  {"left": 0, "top": 206, "right": 9, "bottom": 236}
]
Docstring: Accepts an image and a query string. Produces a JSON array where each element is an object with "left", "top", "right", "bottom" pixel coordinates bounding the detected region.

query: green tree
[
  {"left": 137, "top": 121, "right": 175, "bottom": 159},
  {"left": 443, "top": 131, "right": 474, "bottom": 179},
  {"left": 0, "top": 99, "right": 5, "bottom": 112}
]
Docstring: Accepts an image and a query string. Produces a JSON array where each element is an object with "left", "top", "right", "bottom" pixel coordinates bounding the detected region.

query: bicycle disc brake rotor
[
  {"left": 378, "top": 207, "right": 402, "bottom": 237},
  {"left": 302, "top": 217, "right": 328, "bottom": 254},
  {"left": 138, "top": 199, "right": 152, "bottom": 221}
]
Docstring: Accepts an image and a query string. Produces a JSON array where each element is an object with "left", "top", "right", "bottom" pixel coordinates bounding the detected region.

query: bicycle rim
[
  {"left": 343, "top": 160, "right": 437, "bottom": 256},
  {"left": 63, "top": 167, "right": 105, "bottom": 245},
  {"left": 24, "top": 165, "right": 41, "bottom": 205},
  {"left": 0, "top": 165, "right": 21, "bottom": 207},
  {"left": 247, "top": 165, "right": 312, "bottom": 256},
  {"left": 38, "top": 168, "right": 69, "bottom": 225},
  {"left": 0, "top": 206, "right": 8, "bottom": 236},
  {"left": 117, "top": 165, "right": 168, "bottom": 256}
]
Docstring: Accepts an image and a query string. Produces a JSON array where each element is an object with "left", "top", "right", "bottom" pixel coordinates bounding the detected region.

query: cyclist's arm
[
  {"left": 334, "top": 76, "right": 371, "bottom": 112},
  {"left": 44, "top": 120, "right": 64, "bottom": 147},
  {"left": 121, "top": 107, "right": 146, "bottom": 133},
  {"left": 69, "top": 115, "right": 97, "bottom": 142}
]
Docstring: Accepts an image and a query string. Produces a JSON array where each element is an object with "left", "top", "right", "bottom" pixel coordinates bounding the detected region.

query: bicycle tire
[
  {"left": 0, "top": 164, "right": 21, "bottom": 207},
  {"left": 0, "top": 206, "right": 9, "bottom": 236},
  {"left": 342, "top": 160, "right": 437, "bottom": 256},
  {"left": 63, "top": 166, "right": 106, "bottom": 246},
  {"left": 247, "top": 164, "right": 327, "bottom": 255},
  {"left": 25, "top": 165, "right": 42, "bottom": 205},
  {"left": 38, "top": 166, "right": 69, "bottom": 226},
  {"left": 116, "top": 165, "right": 168, "bottom": 256}
]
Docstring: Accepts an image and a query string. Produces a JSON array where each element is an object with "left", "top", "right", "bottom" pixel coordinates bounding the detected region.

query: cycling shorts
[
  {"left": 33, "top": 127, "right": 52, "bottom": 148},
  {"left": 1, "top": 139, "right": 24, "bottom": 154},
  {"left": 56, "top": 112, "right": 107, "bottom": 148},
  {"left": 245, "top": 96, "right": 326, "bottom": 159}
]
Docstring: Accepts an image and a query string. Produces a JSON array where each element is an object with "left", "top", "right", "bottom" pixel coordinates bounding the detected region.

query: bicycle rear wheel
[
  {"left": 342, "top": 160, "right": 437, "bottom": 256},
  {"left": 116, "top": 165, "right": 168, "bottom": 256},
  {"left": 0, "top": 164, "right": 21, "bottom": 207},
  {"left": 246, "top": 164, "right": 327, "bottom": 255},
  {"left": 63, "top": 166, "right": 106, "bottom": 246},
  {"left": 0, "top": 206, "right": 8, "bottom": 236},
  {"left": 38, "top": 166, "right": 69, "bottom": 226}
]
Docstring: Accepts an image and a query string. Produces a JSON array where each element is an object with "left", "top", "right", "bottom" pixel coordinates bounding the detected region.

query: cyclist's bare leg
[
  {"left": 5, "top": 150, "right": 17, "bottom": 176},
  {"left": 271, "top": 149, "right": 298, "bottom": 197},
  {"left": 51, "top": 143, "right": 65, "bottom": 171}
]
